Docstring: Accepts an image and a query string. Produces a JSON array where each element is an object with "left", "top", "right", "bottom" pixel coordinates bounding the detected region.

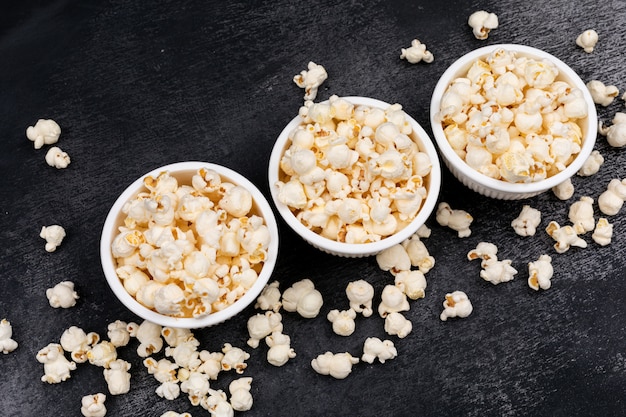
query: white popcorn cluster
[
  {"left": 40, "top": 224, "right": 66, "bottom": 252},
  {"left": 111, "top": 168, "right": 271, "bottom": 318},
  {"left": 293, "top": 61, "right": 328, "bottom": 101},
  {"left": 436, "top": 47, "right": 589, "bottom": 183},
  {"left": 576, "top": 29, "right": 599, "bottom": 53},
  {"left": 46, "top": 281, "right": 79, "bottom": 308},
  {"left": 436, "top": 202, "right": 473, "bottom": 237},
  {"left": 586, "top": 80, "right": 619, "bottom": 107},
  {"left": 468, "top": 11, "right": 499, "bottom": 40},
  {"left": 276, "top": 95, "right": 433, "bottom": 243},
  {"left": 26, "top": 118, "right": 61, "bottom": 149},
  {"left": 599, "top": 112, "right": 626, "bottom": 148},
  {"left": 467, "top": 242, "right": 518, "bottom": 285},
  {"left": 400, "top": 39, "right": 434, "bottom": 64},
  {"left": 0, "top": 319, "right": 18, "bottom": 354}
]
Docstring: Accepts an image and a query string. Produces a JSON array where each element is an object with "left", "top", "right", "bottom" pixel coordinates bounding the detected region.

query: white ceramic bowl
[
  {"left": 268, "top": 96, "right": 442, "bottom": 257},
  {"left": 430, "top": 44, "right": 597, "bottom": 200},
  {"left": 100, "top": 161, "right": 279, "bottom": 328}
]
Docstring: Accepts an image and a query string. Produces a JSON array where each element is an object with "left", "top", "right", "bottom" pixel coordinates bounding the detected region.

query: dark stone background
[{"left": 1, "top": 1, "right": 625, "bottom": 416}]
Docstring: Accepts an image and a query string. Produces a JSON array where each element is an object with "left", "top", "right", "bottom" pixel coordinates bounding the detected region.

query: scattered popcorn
[
  {"left": 246, "top": 311, "right": 283, "bottom": 348},
  {"left": 275, "top": 96, "right": 433, "bottom": 243},
  {"left": 599, "top": 112, "right": 626, "bottom": 147},
  {"left": 361, "top": 337, "right": 397, "bottom": 364},
  {"left": 577, "top": 150, "right": 604, "bottom": 176},
  {"left": 401, "top": 233, "right": 435, "bottom": 273},
  {"left": 511, "top": 205, "right": 542, "bottom": 236},
  {"left": 384, "top": 311, "right": 413, "bottom": 338},
  {"left": 400, "top": 39, "right": 434, "bottom": 64},
  {"left": 592, "top": 217, "right": 613, "bottom": 246},
  {"left": 128, "top": 320, "right": 163, "bottom": 357},
  {"left": 552, "top": 178, "right": 575, "bottom": 200},
  {"left": 201, "top": 388, "right": 233, "bottom": 417},
  {"left": 0, "top": 319, "right": 18, "bottom": 354},
  {"left": 254, "top": 280, "right": 282, "bottom": 312},
  {"left": 160, "top": 412, "right": 192, "bottom": 417},
  {"left": 598, "top": 178, "right": 626, "bottom": 215},
  {"left": 26, "top": 118, "right": 61, "bottom": 149},
  {"left": 345, "top": 280, "right": 375, "bottom": 317},
  {"left": 436, "top": 202, "right": 473, "bottom": 237},
  {"left": 46, "top": 281, "right": 79, "bottom": 308},
  {"left": 40, "top": 224, "right": 66, "bottom": 252},
  {"left": 576, "top": 29, "right": 599, "bottom": 53},
  {"left": 229, "top": 377, "right": 253, "bottom": 412},
  {"left": 45, "top": 146, "right": 71, "bottom": 169},
  {"left": 467, "top": 241, "right": 498, "bottom": 265},
  {"left": 281, "top": 279, "right": 323, "bottom": 318},
  {"left": 587, "top": 80, "right": 619, "bottom": 107},
  {"left": 103, "top": 359, "right": 131, "bottom": 395},
  {"left": 60, "top": 326, "right": 99, "bottom": 363},
  {"left": 528, "top": 254, "right": 554, "bottom": 291},
  {"left": 327, "top": 308, "right": 357, "bottom": 336},
  {"left": 394, "top": 270, "right": 427, "bottom": 300},
  {"left": 36, "top": 342, "right": 77, "bottom": 383},
  {"left": 568, "top": 196, "right": 595, "bottom": 234},
  {"left": 87, "top": 341, "right": 118, "bottom": 368},
  {"left": 468, "top": 10, "right": 499, "bottom": 40},
  {"left": 376, "top": 243, "right": 411, "bottom": 275},
  {"left": 440, "top": 291, "right": 473, "bottom": 321},
  {"left": 378, "top": 285, "right": 410, "bottom": 318},
  {"left": 80, "top": 393, "right": 107, "bottom": 417},
  {"left": 221, "top": 343, "right": 249, "bottom": 374},
  {"left": 311, "top": 352, "right": 359, "bottom": 379},
  {"left": 293, "top": 61, "right": 328, "bottom": 101},
  {"left": 265, "top": 331, "right": 296, "bottom": 367},
  {"left": 107, "top": 320, "right": 130, "bottom": 348},
  {"left": 480, "top": 259, "right": 517, "bottom": 285},
  {"left": 546, "top": 221, "right": 588, "bottom": 253},
  {"left": 181, "top": 371, "right": 211, "bottom": 406}
]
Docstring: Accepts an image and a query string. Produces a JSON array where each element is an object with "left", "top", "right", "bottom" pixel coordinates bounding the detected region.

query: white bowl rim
[
  {"left": 100, "top": 161, "right": 279, "bottom": 329},
  {"left": 268, "top": 96, "right": 442, "bottom": 256},
  {"left": 429, "top": 43, "right": 598, "bottom": 194}
]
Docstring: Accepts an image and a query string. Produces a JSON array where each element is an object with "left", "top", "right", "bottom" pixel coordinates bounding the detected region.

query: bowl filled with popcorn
[
  {"left": 269, "top": 95, "right": 442, "bottom": 257},
  {"left": 430, "top": 44, "right": 597, "bottom": 200},
  {"left": 100, "top": 161, "right": 279, "bottom": 328}
]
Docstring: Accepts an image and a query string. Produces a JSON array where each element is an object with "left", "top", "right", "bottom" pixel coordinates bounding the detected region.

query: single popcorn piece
[
  {"left": 345, "top": 280, "right": 374, "bottom": 317},
  {"left": 265, "top": 331, "right": 296, "bottom": 367},
  {"left": 156, "top": 381, "right": 181, "bottom": 401},
  {"left": 511, "top": 205, "right": 542, "bottom": 236},
  {"left": 229, "top": 377, "right": 253, "bottom": 412},
  {"left": 46, "top": 281, "right": 79, "bottom": 308},
  {"left": 36, "top": 343, "right": 77, "bottom": 383},
  {"left": 164, "top": 337, "right": 201, "bottom": 370},
  {"left": 201, "top": 388, "right": 234, "bottom": 417},
  {"left": 103, "top": 359, "right": 131, "bottom": 395},
  {"left": 400, "top": 39, "right": 434, "bottom": 64},
  {"left": 246, "top": 311, "right": 283, "bottom": 348},
  {"left": 26, "top": 118, "right": 61, "bottom": 149},
  {"left": 181, "top": 371, "right": 211, "bottom": 406},
  {"left": 394, "top": 270, "right": 427, "bottom": 300},
  {"left": 440, "top": 291, "right": 473, "bottom": 321},
  {"left": 528, "top": 254, "right": 554, "bottom": 291},
  {"left": 293, "top": 61, "right": 328, "bottom": 101},
  {"left": 587, "top": 80, "right": 619, "bottom": 107},
  {"left": 577, "top": 150, "right": 604, "bottom": 177},
  {"left": 361, "top": 337, "right": 398, "bottom": 364},
  {"left": 376, "top": 243, "right": 411, "bottom": 275},
  {"left": 378, "top": 285, "right": 410, "bottom": 318},
  {"left": 401, "top": 234, "right": 435, "bottom": 273},
  {"left": 592, "top": 217, "right": 613, "bottom": 246},
  {"left": 599, "top": 112, "right": 626, "bottom": 147},
  {"left": 87, "top": 341, "right": 117, "bottom": 368},
  {"left": 80, "top": 393, "right": 107, "bottom": 417},
  {"left": 0, "top": 319, "right": 18, "bottom": 354},
  {"left": 552, "top": 178, "right": 575, "bottom": 200},
  {"left": 254, "top": 280, "right": 282, "bottom": 312},
  {"left": 468, "top": 10, "right": 499, "bottom": 40},
  {"left": 197, "top": 350, "right": 224, "bottom": 380},
  {"left": 436, "top": 202, "right": 473, "bottom": 237},
  {"left": 107, "top": 320, "right": 130, "bottom": 348},
  {"left": 128, "top": 320, "right": 163, "bottom": 357},
  {"left": 327, "top": 309, "right": 357, "bottom": 337},
  {"left": 384, "top": 311, "right": 413, "bottom": 338},
  {"left": 568, "top": 196, "right": 595, "bottom": 234},
  {"left": 221, "top": 343, "right": 250, "bottom": 374},
  {"left": 467, "top": 241, "right": 499, "bottom": 265},
  {"left": 281, "top": 279, "right": 323, "bottom": 318},
  {"left": 45, "top": 146, "right": 71, "bottom": 169},
  {"left": 480, "top": 259, "right": 517, "bottom": 285},
  {"left": 40, "top": 224, "right": 66, "bottom": 252},
  {"left": 598, "top": 178, "right": 626, "bottom": 215},
  {"left": 546, "top": 221, "right": 588, "bottom": 253},
  {"left": 311, "top": 352, "right": 359, "bottom": 379},
  {"left": 576, "top": 29, "right": 599, "bottom": 53}
]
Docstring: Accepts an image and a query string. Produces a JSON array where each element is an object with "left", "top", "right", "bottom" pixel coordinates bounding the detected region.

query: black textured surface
[{"left": 1, "top": 1, "right": 625, "bottom": 416}]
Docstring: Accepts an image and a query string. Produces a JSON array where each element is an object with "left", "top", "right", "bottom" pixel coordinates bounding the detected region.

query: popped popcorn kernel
[
  {"left": 576, "top": 29, "right": 599, "bottom": 53},
  {"left": 599, "top": 112, "right": 626, "bottom": 147},
  {"left": 40, "top": 224, "right": 66, "bottom": 252},
  {"left": 511, "top": 205, "right": 542, "bottom": 236},
  {"left": 0, "top": 319, "right": 18, "bottom": 354},
  {"left": 440, "top": 291, "right": 473, "bottom": 321},
  {"left": 293, "top": 61, "right": 328, "bottom": 101},
  {"left": 80, "top": 393, "right": 107, "bottom": 417},
  {"left": 587, "top": 80, "right": 619, "bottom": 107},
  {"left": 45, "top": 146, "right": 71, "bottom": 169},
  {"left": 528, "top": 254, "right": 553, "bottom": 291},
  {"left": 468, "top": 10, "right": 499, "bottom": 40},
  {"left": 26, "top": 118, "right": 61, "bottom": 149},
  {"left": 400, "top": 39, "right": 434, "bottom": 64},
  {"left": 361, "top": 337, "right": 397, "bottom": 364},
  {"left": 311, "top": 351, "right": 359, "bottom": 379},
  {"left": 436, "top": 202, "right": 473, "bottom": 237},
  {"left": 46, "top": 281, "right": 79, "bottom": 308}
]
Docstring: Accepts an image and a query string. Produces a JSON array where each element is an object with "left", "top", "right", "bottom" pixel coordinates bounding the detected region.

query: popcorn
[
  {"left": 327, "top": 309, "right": 357, "bottom": 336},
  {"left": 568, "top": 196, "right": 595, "bottom": 234},
  {"left": 156, "top": 381, "right": 181, "bottom": 401},
  {"left": 592, "top": 218, "right": 613, "bottom": 246},
  {"left": 552, "top": 178, "right": 575, "bottom": 200},
  {"left": 467, "top": 242, "right": 498, "bottom": 265},
  {"left": 384, "top": 312, "right": 413, "bottom": 338},
  {"left": 87, "top": 341, "right": 117, "bottom": 368},
  {"left": 528, "top": 254, "right": 554, "bottom": 291},
  {"left": 511, "top": 205, "right": 542, "bottom": 236},
  {"left": 436, "top": 202, "right": 473, "bottom": 237},
  {"left": 401, "top": 234, "right": 435, "bottom": 273},
  {"left": 599, "top": 112, "right": 626, "bottom": 147},
  {"left": 144, "top": 357, "right": 179, "bottom": 384},
  {"left": 60, "top": 326, "right": 99, "bottom": 363},
  {"left": 281, "top": 279, "right": 323, "bottom": 318},
  {"left": 40, "top": 224, "right": 66, "bottom": 252},
  {"left": 246, "top": 311, "right": 283, "bottom": 348},
  {"left": 254, "top": 280, "right": 282, "bottom": 312},
  {"left": 45, "top": 146, "right": 71, "bottom": 169},
  {"left": 577, "top": 150, "right": 604, "bottom": 176},
  {"left": 36, "top": 343, "right": 77, "bottom": 383},
  {"left": 598, "top": 178, "right": 626, "bottom": 215},
  {"left": 220, "top": 343, "right": 249, "bottom": 374},
  {"left": 376, "top": 243, "right": 411, "bottom": 275},
  {"left": 80, "top": 393, "right": 107, "bottom": 417},
  {"left": 0, "top": 319, "right": 18, "bottom": 354},
  {"left": 361, "top": 337, "right": 398, "bottom": 364},
  {"left": 26, "top": 119, "right": 61, "bottom": 149},
  {"left": 576, "top": 29, "right": 599, "bottom": 53},
  {"left": 103, "top": 359, "right": 131, "bottom": 395},
  {"left": 293, "top": 61, "right": 328, "bottom": 101},
  {"left": 587, "top": 80, "right": 619, "bottom": 107},
  {"left": 107, "top": 320, "right": 130, "bottom": 348},
  {"left": 440, "top": 291, "right": 473, "bottom": 321},
  {"left": 378, "top": 285, "right": 410, "bottom": 318},
  {"left": 546, "top": 221, "right": 588, "bottom": 253},
  {"left": 468, "top": 10, "right": 499, "bottom": 40},
  {"left": 265, "top": 331, "right": 296, "bottom": 367},
  {"left": 46, "top": 281, "right": 79, "bottom": 308},
  {"left": 201, "top": 388, "right": 234, "bottom": 416},
  {"left": 394, "top": 270, "right": 427, "bottom": 300},
  {"left": 165, "top": 337, "right": 201, "bottom": 370},
  {"left": 128, "top": 320, "right": 163, "bottom": 357},
  {"left": 180, "top": 371, "right": 210, "bottom": 406},
  {"left": 345, "top": 280, "right": 374, "bottom": 317},
  {"left": 161, "top": 413, "right": 192, "bottom": 417},
  {"left": 400, "top": 39, "right": 434, "bottom": 64},
  {"left": 481, "top": 259, "right": 517, "bottom": 285},
  {"left": 229, "top": 377, "right": 254, "bottom": 412},
  {"left": 311, "top": 352, "right": 359, "bottom": 379}
]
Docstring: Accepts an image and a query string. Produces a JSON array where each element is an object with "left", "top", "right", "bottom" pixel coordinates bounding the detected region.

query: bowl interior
[{"left": 100, "top": 161, "right": 279, "bottom": 328}]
